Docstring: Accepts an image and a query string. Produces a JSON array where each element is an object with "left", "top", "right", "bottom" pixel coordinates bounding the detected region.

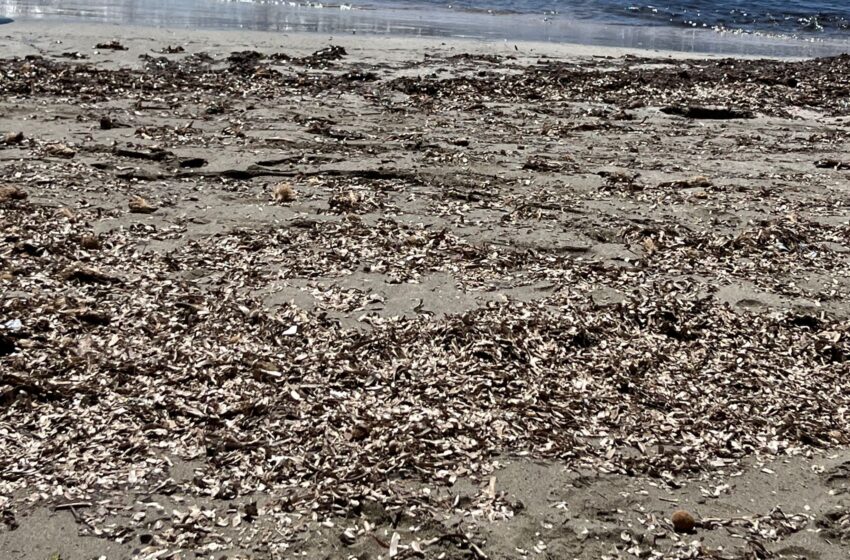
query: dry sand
[{"left": 2, "top": 21, "right": 850, "bottom": 560}]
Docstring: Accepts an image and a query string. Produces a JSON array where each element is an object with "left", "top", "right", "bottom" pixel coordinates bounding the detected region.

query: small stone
[
  {"left": 350, "top": 424, "right": 370, "bottom": 441},
  {"left": 81, "top": 235, "right": 101, "bottom": 250},
  {"left": 671, "top": 510, "right": 696, "bottom": 533},
  {"left": 242, "top": 501, "right": 258, "bottom": 521},
  {"left": 128, "top": 196, "right": 158, "bottom": 214},
  {"left": 45, "top": 143, "right": 76, "bottom": 159},
  {"left": 0, "top": 185, "right": 27, "bottom": 203},
  {"left": 2, "top": 131, "right": 24, "bottom": 144}
]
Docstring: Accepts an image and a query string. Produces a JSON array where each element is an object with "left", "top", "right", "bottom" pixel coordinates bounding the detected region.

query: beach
[{"left": 2, "top": 20, "right": 850, "bottom": 559}]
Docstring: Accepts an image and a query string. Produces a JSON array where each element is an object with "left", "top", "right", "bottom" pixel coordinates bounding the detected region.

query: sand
[{"left": 2, "top": 20, "right": 850, "bottom": 560}]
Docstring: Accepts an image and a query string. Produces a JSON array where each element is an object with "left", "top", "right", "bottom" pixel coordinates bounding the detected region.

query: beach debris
[
  {"left": 672, "top": 510, "right": 697, "bottom": 533},
  {"left": 305, "top": 119, "right": 365, "bottom": 140},
  {"left": 350, "top": 423, "right": 370, "bottom": 441},
  {"left": 329, "top": 190, "right": 361, "bottom": 212},
  {"left": 114, "top": 147, "right": 174, "bottom": 161},
  {"left": 80, "top": 234, "right": 101, "bottom": 250},
  {"left": 389, "top": 532, "right": 400, "bottom": 557},
  {"left": 340, "top": 528, "right": 357, "bottom": 545},
  {"left": 228, "top": 50, "right": 265, "bottom": 70},
  {"left": 598, "top": 170, "right": 642, "bottom": 191},
  {"left": 658, "top": 175, "right": 712, "bottom": 189},
  {"left": 2, "top": 131, "right": 24, "bottom": 145},
  {"left": 522, "top": 155, "right": 565, "bottom": 172},
  {"left": 160, "top": 45, "right": 185, "bottom": 54},
  {"left": 99, "top": 116, "right": 131, "bottom": 130},
  {"left": 95, "top": 40, "right": 128, "bottom": 51},
  {"left": 273, "top": 182, "right": 296, "bottom": 202},
  {"left": 56, "top": 207, "right": 76, "bottom": 221},
  {"left": 116, "top": 168, "right": 165, "bottom": 181},
  {"left": 75, "top": 309, "right": 112, "bottom": 326},
  {"left": 661, "top": 106, "right": 754, "bottom": 119},
  {"left": 59, "top": 51, "right": 88, "bottom": 60},
  {"left": 818, "top": 505, "right": 850, "bottom": 543},
  {"left": 45, "top": 143, "right": 76, "bottom": 159},
  {"left": 178, "top": 157, "right": 208, "bottom": 168},
  {"left": 268, "top": 46, "right": 348, "bottom": 68},
  {"left": 815, "top": 159, "right": 850, "bottom": 170},
  {"left": 0, "top": 185, "right": 27, "bottom": 203},
  {"left": 205, "top": 103, "right": 226, "bottom": 115},
  {"left": 0, "top": 333, "right": 16, "bottom": 356},
  {"left": 128, "top": 195, "right": 158, "bottom": 214},
  {"left": 61, "top": 266, "right": 120, "bottom": 285},
  {"left": 298, "top": 45, "right": 347, "bottom": 68},
  {"left": 4, "top": 34, "right": 850, "bottom": 560},
  {"left": 342, "top": 70, "right": 379, "bottom": 82}
]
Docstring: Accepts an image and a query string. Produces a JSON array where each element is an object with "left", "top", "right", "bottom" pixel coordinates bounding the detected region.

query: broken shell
[{"left": 339, "top": 528, "right": 357, "bottom": 545}]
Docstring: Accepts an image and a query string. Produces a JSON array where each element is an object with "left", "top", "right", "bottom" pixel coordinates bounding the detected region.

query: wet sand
[{"left": 2, "top": 21, "right": 850, "bottom": 560}]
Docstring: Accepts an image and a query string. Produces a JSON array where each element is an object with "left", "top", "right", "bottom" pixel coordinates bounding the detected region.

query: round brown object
[
  {"left": 671, "top": 510, "right": 696, "bottom": 533},
  {"left": 273, "top": 182, "right": 296, "bottom": 203},
  {"left": 80, "top": 235, "right": 101, "bottom": 250}
]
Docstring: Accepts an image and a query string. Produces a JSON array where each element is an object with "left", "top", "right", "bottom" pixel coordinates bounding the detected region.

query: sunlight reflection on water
[{"left": 0, "top": 0, "right": 849, "bottom": 57}]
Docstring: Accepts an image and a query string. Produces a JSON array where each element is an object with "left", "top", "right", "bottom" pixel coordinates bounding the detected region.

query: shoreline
[
  {"left": 0, "top": 19, "right": 845, "bottom": 63},
  {"left": 1, "top": 8, "right": 850, "bottom": 58},
  {"left": 2, "top": 20, "right": 850, "bottom": 560}
]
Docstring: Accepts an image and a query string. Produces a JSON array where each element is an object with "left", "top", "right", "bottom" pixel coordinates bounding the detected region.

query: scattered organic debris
[
  {"left": 1, "top": 38, "right": 850, "bottom": 560},
  {"left": 658, "top": 175, "right": 712, "bottom": 189},
  {"left": 95, "top": 40, "right": 128, "bottom": 51},
  {"left": 61, "top": 265, "right": 120, "bottom": 284},
  {"left": 661, "top": 105, "right": 754, "bottom": 119},
  {"left": 328, "top": 189, "right": 362, "bottom": 212},
  {"left": 60, "top": 51, "right": 88, "bottom": 59},
  {"left": 815, "top": 158, "right": 850, "bottom": 170}
]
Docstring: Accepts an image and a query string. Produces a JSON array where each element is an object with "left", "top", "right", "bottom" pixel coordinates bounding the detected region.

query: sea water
[
  {"left": 1, "top": 0, "right": 849, "bottom": 56},
  {"left": 389, "top": 1, "right": 850, "bottom": 36}
]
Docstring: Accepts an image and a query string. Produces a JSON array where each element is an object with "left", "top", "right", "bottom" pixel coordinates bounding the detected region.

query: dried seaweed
[{"left": 2, "top": 41, "right": 850, "bottom": 560}]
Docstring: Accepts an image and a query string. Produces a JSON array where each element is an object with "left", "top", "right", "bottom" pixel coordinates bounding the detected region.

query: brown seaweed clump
[{"left": 273, "top": 182, "right": 296, "bottom": 202}]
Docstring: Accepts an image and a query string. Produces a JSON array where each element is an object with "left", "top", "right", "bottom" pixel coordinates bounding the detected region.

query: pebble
[{"left": 671, "top": 510, "right": 696, "bottom": 533}]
